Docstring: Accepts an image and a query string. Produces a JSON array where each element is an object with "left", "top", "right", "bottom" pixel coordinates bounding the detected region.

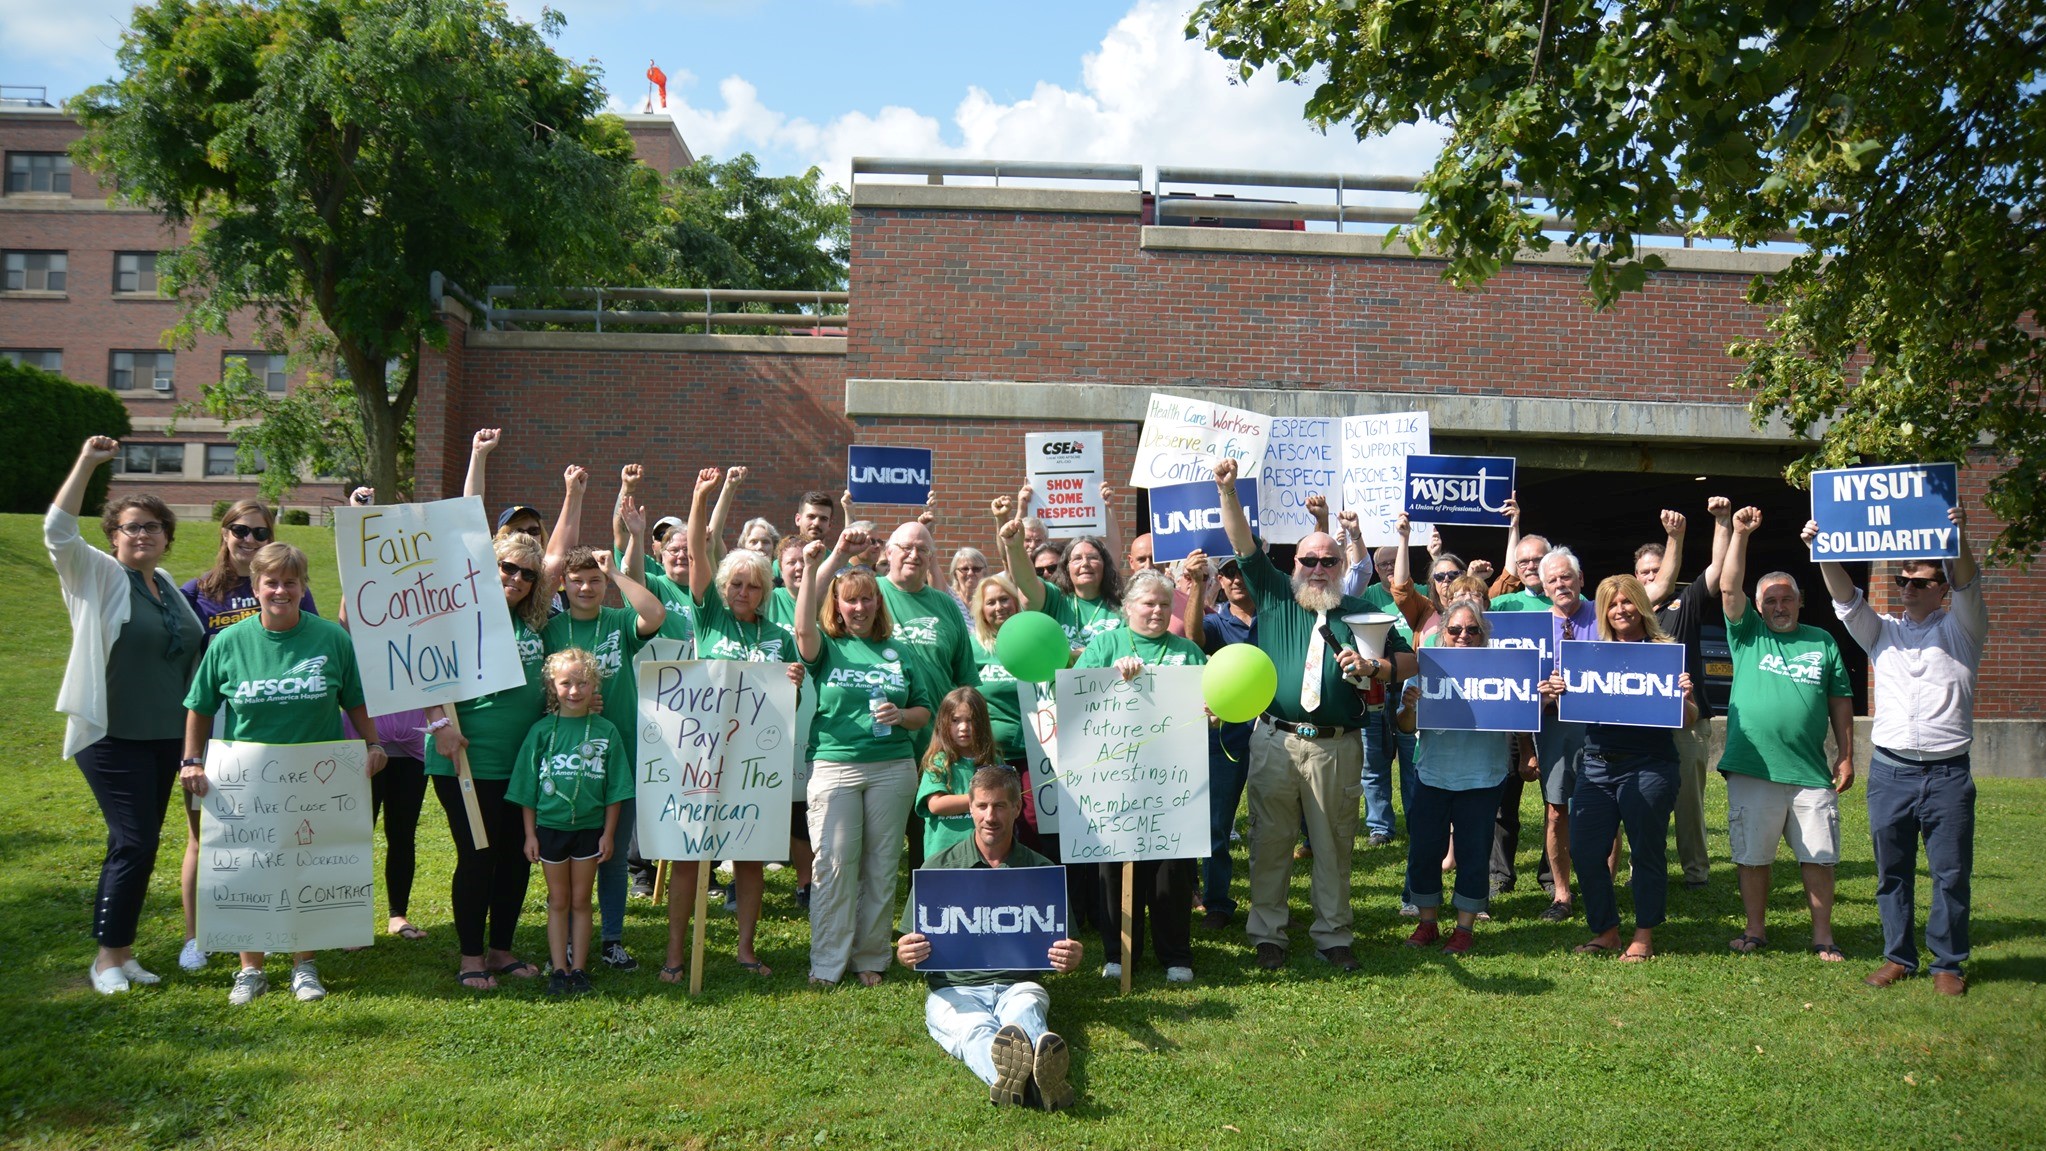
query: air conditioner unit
[{"left": 151, "top": 376, "right": 173, "bottom": 392}]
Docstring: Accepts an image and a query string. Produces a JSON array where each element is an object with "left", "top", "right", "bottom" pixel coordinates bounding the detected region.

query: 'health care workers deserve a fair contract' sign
[
  {"left": 1556, "top": 640, "right": 1689, "bottom": 729},
  {"left": 636, "top": 660, "right": 797, "bottom": 861},
  {"left": 1415, "top": 647, "right": 1543, "bottom": 732},
  {"left": 1808, "top": 463, "right": 1961, "bottom": 562},
  {"left": 910, "top": 866, "right": 1069, "bottom": 972},
  {"left": 1053, "top": 666, "right": 1209, "bottom": 863},
  {"left": 1259, "top": 417, "right": 1339, "bottom": 545},
  {"left": 1339, "top": 410, "right": 1431, "bottom": 546},
  {"left": 1025, "top": 432, "right": 1106, "bottom": 537},
  {"left": 197, "top": 739, "right": 374, "bottom": 953},
  {"left": 1403, "top": 454, "right": 1516, "bottom": 528},
  {"left": 334, "top": 496, "right": 526, "bottom": 717},
  {"left": 1147, "top": 478, "right": 1259, "bottom": 564},
  {"left": 1130, "top": 392, "right": 1271, "bottom": 488},
  {"left": 846, "top": 445, "right": 933, "bottom": 506}
]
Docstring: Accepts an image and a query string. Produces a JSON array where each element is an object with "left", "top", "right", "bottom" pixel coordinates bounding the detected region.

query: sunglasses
[
  {"left": 1295, "top": 555, "right": 1341, "bottom": 569},
  {"left": 1035, "top": 564, "right": 1060, "bottom": 577},
  {"left": 1443, "top": 624, "right": 1482, "bottom": 638},
  {"left": 227, "top": 523, "right": 273, "bottom": 542},
  {"left": 114, "top": 521, "right": 166, "bottom": 538},
  {"left": 1896, "top": 575, "right": 1946, "bottom": 590},
  {"left": 498, "top": 560, "right": 539, "bottom": 583},
  {"left": 1217, "top": 566, "right": 1243, "bottom": 579},
  {"left": 1432, "top": 569, "right": 1466, "bottom": 583}
]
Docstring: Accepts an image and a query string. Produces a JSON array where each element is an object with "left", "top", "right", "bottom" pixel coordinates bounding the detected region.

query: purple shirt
[{"left": 180, "top": 575, "right": 318, "bottom": 640}]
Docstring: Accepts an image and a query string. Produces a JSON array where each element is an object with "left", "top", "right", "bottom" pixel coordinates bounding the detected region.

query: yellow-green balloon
[
  {"left": 995, "top": 611, "right": 1070, "bottom": 683},
  {"left": 1203, "top": 643, "right": 1277, "bottom": 723}
]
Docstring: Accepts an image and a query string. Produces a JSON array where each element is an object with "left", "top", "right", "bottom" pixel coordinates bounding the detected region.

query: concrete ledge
[
  {"left": 1140, "top": 225, "right": 1799, "bottom": 276},
  {"left": 853, "top": 184, "right": 1143, "bottom": 216},
  {"left": 469, "top": 331, "right": 846, "bottom": 355},
  {"left": 845, "top": 378, "right": 1809, "bottom": 447},
  {"left": 1696, "top": 717, "right": 2044, "bottom": 781}
]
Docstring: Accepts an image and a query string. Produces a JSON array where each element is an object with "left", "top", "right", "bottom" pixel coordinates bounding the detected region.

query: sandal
[
  {"left": 659, "top": 964, "right": 687, "bottom": 984},
  {"left": 1620, "top": 945, "right": 1655, "bottom": 963},
  {"left": 494, "top": 959, "right": 541, "bottom": 979},
  {"left": 808, "top": 976, "right": 838, "bottom": 989},
  {"left": 1811, "top": 943, "right": 1845, "bottom": 962},
  {"left": 392, "top": 922, "right": 428, "bottom": 941},
  {"left": 737, "top": 959, "right": 772, "bottom": 977},
  {"left": 1573, "top": 941, "right": 1619, "bottom": 956},
  {"left": 457, "top": 969, "right": 495, "bottom": 990},
  {"left": 1728, "top": 934, "right": 1767, "bottom": 955}
]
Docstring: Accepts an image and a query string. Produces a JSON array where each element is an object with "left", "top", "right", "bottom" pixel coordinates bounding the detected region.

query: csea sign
[
  {"left": 1486, "top": 610, "right": 1558, "bottom": 676},
  {"left": 1556, "top": 640, "right": 1688, "bottom": 729},
  {"left": 1146, "top": 478, "right": 1259, "bottom": 563},
  {"left": 1025, "top": 432, "right": 1106, "bottom": 537},
  {"left": 334, "top": 496, "right": 526, "bottom": 716},
  {"left": 636, "top": 660, "right": 797, "bottom": 861},
  {"left": 1808, "top": 463, "right": 1960, "bottom": 562},
  {"left": 1402, "top": 454, "right": 1516, "bottom": 527},
  {"left": 911, "top": 865, "right": 1068, "bottom": 972},
  {"left": 1415, "top": 647, "right": 1542, "bottom": 732},
  {"left": 845, "top": 445, "right": 933, "bottom": 506},
  {"left": 197, "top": 739, "right": 374, "bottom": 953}
]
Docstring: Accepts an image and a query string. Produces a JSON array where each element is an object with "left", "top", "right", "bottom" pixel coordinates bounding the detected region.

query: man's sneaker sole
[
  {"left": 988, "top": 1024, "right": 1033, "bottom": 1107},
  {"left": 1032, "top": 1031, "right": 1074, "bottom": 1111}
]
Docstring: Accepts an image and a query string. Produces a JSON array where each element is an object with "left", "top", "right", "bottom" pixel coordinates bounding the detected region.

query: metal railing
[
  {"left": 852, "top": 157, "right": 1143, "bottom": 188},
  {"left": 431, "top": 273, "right": 846, "bottom": 335}
]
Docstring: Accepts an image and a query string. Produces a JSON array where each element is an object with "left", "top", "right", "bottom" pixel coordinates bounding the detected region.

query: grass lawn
[{"left": 1, "top": 512, "right": 2041, "bottom": 1150}]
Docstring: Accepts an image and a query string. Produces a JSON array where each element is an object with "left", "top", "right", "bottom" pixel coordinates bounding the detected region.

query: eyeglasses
[
  {"left": 115, "top": 521, "right": 166, "bottom": 538},
  {"left": 1896, "top": 575, "right": 1946, "bottom": 590},
  {"left": 227, "top": 523, "right": 273, "bottom": 542},
  {"left": 954, "top": 564, "right": 985, "bottom": 575},
  {"left": 498, "top": 560, "right": 538, "bottom": 583},
  {"left": 1295, "top": 555, "right": 1340, "bottom": 569},
  {"left": 1443, "top": 625, "right": 1482, "bottom": 638},
  {"left": 1431, "top": 569, "right": 1465, "bottom": 583}
]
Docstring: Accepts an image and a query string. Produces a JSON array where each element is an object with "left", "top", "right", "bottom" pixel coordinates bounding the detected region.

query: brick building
[
  {"left": 0, "top": 90, "right": 690, "bottom": 515},
  {"left": 415, "top": 167, "right": 2041, "bottom": 773}
]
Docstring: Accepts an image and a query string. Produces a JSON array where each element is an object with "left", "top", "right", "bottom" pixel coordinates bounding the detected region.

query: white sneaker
[
  {"left": 179, "top": 938, "right": 208, "bottom": 972},
  {"left": 91, "top": 962, "right": 130, "bottom": 995},
  {"left": 290, "top": 961, "right": 327, "bottom": 1002},
  {"left": 1165, "top": 966, "right": 1194, "bottom": 983},
  {"left": 229, "top": 966, "right": 268, "bottom": 1005},
  {"left": 1099, "top": 962, "right": 1122, "bottom": 980},
  {"left": 119, "top": 959, "right": 161, "bottom": 985}
]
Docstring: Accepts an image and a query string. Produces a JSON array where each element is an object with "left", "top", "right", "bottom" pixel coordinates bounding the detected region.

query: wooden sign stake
[
  {"left": 441, "top": 709, "right": 489, "bottom": 849},
  {"left": 1119, "top": 861, "right": 1135, "bottom": 995},
  {"left": 689, "top": 858, "right": 712, "bottom": 996}
]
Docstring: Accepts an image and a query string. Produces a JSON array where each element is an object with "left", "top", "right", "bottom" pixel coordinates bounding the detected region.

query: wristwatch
[{"left": 180, "top": 757, "right": 204, "bottom": 768}]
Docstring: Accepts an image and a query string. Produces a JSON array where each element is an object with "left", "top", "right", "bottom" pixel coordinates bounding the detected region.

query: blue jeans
[
  {"left": 1867, "top": 749, "right": 1975, "bottom": 975},
  {"left": 1569, "top": 753, "right": 1677, "bottom": 935},
  {"left": 1360, "top": 708, "right": 1414, "bottom": 837},
  {"left": 1203, "top": 744, "right": 1250, "bottom": 917},
  {"left": 1406, "top": 779, "right": 1505, "bottom": 914},
  {"left": 598, "top": 797, "right": 634, "bottom": 942},
  {"left": 925, "top": 982, "right": 1052, "bottom": 1085}
]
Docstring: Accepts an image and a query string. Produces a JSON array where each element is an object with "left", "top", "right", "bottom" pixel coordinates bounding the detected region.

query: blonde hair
[
  {"left": 495, "top": 532, "right": 552, "bottom": 633},
  {"left": 972, "top": 573, "right": 1022, "bottom": 647},
  {"left": 199, "top": 499, "right": 275, "bottom": 600},
  {"left": 1595, "top": 575, "right": 1672, "bottom": 643},
  {"left": 249, "top": 541, "right": 308, "bottom": 585},
  {"left": 542, "top": 648, "right": 603, "bottom": 713},
  {"left": 820, "top": 566, "right": 894, "bottom": 640}
]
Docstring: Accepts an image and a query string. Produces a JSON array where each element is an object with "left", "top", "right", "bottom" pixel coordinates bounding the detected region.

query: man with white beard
[{"left": 1211, "top": 460, "right": 1415, "bottom": 971}]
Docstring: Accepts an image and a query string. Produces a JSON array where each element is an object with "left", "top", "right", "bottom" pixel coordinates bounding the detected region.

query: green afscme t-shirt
[
  {"left": 506, "top": 712, "right": 633, "bottom": 831},
  {"left": 426, "top": 618, "right": 545, "bottom": 781},
  {"left": 878, "top": 579, "right": 980, "bottom": 691},
  {"left": 1039, "top": 584, "right": 1124, "bottom": 649},
  {"left": 542, "top": 606, "right": 651, "bottom": 767},
  {"left": 803, "top": 633, "right": 936, "bottom": 763},
  {"left": 1073, "top": 628, "right": 1207, "bottom": 671},
  {"left": 1718, "top": 609, "right": 1851, "bottom": 789},
  {"left": 182, "top": 613, "right": 363, "bottom": 744},
  {"left": 695, "top": 582, "right": 797, "bottom": 664}
]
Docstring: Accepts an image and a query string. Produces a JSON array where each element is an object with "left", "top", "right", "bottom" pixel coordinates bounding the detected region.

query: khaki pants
[
  {"left": 807, "top": 759, "right": 917, "bottom": 982},
  {"left": 1245, "top": 724, "right": 1363, "bottom": 951},
  {"left": 1672, "top": 724, "right": 1712, "bottom": 884}
]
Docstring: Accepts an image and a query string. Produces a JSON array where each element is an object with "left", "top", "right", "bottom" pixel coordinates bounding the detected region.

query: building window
[
  {"left": 110, "top": 351, "right": 176, "bottom": 393},
  {"left": 4, "top": 251, "right": 67, "bottom": 292},
  {"left": 114, "top": 442, "right": 185, "bottom": 475},
  {"left": 225, "top": 351, "right": 288, "bottom": 394},
  {"left": 0, "top": 349, "right": 62, "bottom": 372},
  {"left": 4, "top": 152, "right": 72, "bottom": 194},
  {"left": 114, "top": 252, "right": 159, "bottom": 295},
  {"left": 205, "top": 444, "right": 266, "bottom": 476}
]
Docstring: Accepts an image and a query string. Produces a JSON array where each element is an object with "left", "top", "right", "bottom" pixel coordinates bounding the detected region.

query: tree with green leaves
[
  {"left": 72, "top": 0, "right": 659, "bottom": 502},
  {"left": 1189, "top": 0, "right": 2044, "bottom": 561},
  {"left": 654, "top": 153, "right": 850, "bottom": 295}
]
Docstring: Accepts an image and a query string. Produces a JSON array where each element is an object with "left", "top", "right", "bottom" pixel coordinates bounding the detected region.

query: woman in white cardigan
[{"left": 48, "top": 436, "right": 204, "bottom": 994}]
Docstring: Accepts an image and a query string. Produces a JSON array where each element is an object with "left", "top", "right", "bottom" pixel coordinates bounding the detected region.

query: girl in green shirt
[{"left": 916, "top": 687, "right": 1003, "bottom": 861}]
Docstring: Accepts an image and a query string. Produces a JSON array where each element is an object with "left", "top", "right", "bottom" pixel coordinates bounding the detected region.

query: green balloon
[
  {"left": 1203, "top": 643, "right": 1277, "bottom": 723},
  {"left": 996, "top": 611, "right": 1070, "bottom": 683}
]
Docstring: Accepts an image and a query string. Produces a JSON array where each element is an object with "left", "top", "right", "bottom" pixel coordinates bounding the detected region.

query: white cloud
[{"left": 642, "top": 0, "right": 1446, "bottom": 191}]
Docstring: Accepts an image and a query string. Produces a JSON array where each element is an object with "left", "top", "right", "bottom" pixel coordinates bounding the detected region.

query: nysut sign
[{"left": 1808, "top": 462, "right": 1960, "bottom": 562}]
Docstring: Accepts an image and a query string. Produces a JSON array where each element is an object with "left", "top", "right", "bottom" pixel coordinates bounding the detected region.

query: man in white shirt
[{"left": 1805, "top": 507, "right": 1987, "bottom": 996}]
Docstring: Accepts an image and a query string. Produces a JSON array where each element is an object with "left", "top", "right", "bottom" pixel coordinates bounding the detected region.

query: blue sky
[{"left": 1, "top": 0, "right": 1446, "bottom": 189}]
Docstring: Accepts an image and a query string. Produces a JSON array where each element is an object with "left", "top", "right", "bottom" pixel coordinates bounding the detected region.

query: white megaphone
[{"left": 1340, "top": 612, "right": 1398, "bottom": 659}]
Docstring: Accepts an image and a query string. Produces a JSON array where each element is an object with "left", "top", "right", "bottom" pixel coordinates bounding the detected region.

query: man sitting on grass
[{"left": 895, "top": 766, "right": 1083, "bottom": 1111}]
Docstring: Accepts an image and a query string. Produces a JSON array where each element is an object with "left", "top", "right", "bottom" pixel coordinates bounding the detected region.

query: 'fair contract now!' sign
[{"left": 1808, "top": 463, "right": 1960, "bottom": 562}]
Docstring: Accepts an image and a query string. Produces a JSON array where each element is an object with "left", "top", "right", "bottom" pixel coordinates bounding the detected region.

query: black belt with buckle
[{"left": 1262, "top": 715, "right": 1351, "bottom": 740}]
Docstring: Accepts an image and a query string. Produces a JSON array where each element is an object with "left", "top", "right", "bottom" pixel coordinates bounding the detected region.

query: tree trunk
[{"left": 341, "top": 340, "right": 413, "bottom": 503}]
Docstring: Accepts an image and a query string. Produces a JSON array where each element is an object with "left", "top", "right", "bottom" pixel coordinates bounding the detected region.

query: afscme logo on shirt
[
  {"left": 1758, "top": 650, "right": 1824, "bottom": 684},
  {"left": 229, "top": 655, "right": 330, "bottom": 703},
  {"left": 895, "top": 618, "right": 940, "bottom": 646},
  {"left": 917, "top": 903, "right": 1061, "bottom": 934},
  {"left": 826, "top": 664, "right": 904, "bottom": 690}
]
